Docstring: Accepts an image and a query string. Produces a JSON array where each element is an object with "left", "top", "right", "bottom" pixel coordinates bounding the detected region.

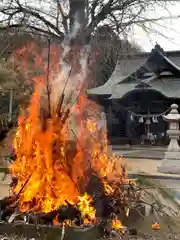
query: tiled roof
[{"left": 87, "top": 44, "right": 180, "bottom": 99}]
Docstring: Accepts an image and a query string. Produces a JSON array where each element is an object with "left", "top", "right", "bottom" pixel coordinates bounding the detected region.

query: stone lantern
[{"left": 158, "top": 103, "right": 180, "bottom": 174}]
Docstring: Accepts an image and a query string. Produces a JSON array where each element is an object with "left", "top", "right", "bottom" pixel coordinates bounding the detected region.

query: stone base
[
  {"left": 164, "top": 151, "right": 180, "bottom": 159},
  {"left": 158, "top": 158, "right": 180, "bottom": 174}
]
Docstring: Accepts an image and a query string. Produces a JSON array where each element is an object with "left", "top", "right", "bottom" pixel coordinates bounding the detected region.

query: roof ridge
[
  {"left": 157, "top": 49, "right": 180, "bottom": 73},
  {"left": 154, "top": 43, "right": 166, "bottom": 55}
]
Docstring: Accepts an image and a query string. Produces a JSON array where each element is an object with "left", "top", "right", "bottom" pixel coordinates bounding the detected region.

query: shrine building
[{"left": 87, "top": 44, "right": 180, "bottom": 145}]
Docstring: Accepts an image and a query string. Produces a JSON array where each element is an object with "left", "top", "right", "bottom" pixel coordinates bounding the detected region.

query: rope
[
  {"left": 128, "top": 107, "right": 171, "bottom": 118},
  {"left": 114, "top": 105, "right": 171, "bottom": 118}
]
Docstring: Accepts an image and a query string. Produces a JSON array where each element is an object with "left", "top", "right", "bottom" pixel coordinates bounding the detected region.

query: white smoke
[
  {"left": 79, "top": 44, "right": 91, "bottom": 78},
  {"left": 50, "top": 17, "right": 90, "bottom": 109},
  {"left": 68, "top": 17, "right": 81, "bottom": 40},
  {"left": 39, "top": 15, "right": 91, "bottom": 139}
]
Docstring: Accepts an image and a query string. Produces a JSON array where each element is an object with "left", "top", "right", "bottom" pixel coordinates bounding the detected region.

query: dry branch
[{"left": 0, "top": 0, "right": 178, "bottom": 40}]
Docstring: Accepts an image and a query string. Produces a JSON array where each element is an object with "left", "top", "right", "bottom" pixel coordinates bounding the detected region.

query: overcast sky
[{"left": 130, "top": 2, "right": 180, "bottom": 51}]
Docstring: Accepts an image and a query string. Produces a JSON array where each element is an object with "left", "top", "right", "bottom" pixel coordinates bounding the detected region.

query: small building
[{"left": 87, "top": 44, "right": 180, "bottom": 145}]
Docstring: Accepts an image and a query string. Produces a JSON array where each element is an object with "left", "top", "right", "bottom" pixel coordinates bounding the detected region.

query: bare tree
[
  {"left": 0, "top": 0, "right": 178, "bottom": 88},
  {"left": 0, "top": 0, "right": 178, "bottom": 38}
]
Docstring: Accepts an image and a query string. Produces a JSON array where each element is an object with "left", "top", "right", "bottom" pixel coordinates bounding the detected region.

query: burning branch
[
  {"left": 56, "top": 66, "right": 72, "bottom": 117},
  {"left": 46, "top": 38, "right": 51, "bottom": 118}
]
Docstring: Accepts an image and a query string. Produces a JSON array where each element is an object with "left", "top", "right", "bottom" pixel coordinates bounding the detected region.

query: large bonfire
[{"left": 7, "top": 40, "right": 131, "bottom": 228}]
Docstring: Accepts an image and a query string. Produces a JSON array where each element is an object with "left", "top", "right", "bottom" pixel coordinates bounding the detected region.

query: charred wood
[
  {"left": 40, "top": 107, "right": 49, "bottom": 132},
  {"left": 61, "top": 108, "right": 70, "bottom": 125},
  {"left": 58, "top": 202, "right": 81, "bottom": 225},
  {"left": 1, "top": 205, "right": 17, "bottom": 221},
  {"left": 9, "top": 177, "right": 18, "bottom": 189},
  {"left": 86, "top": 175, "right": 106, "bottom": 218},
  {"left": 28, "top": 204, "right": 81, "bottom": 225},
  {"left": 56, "top": 93, "right": 65, "bottom": 117},
  {"left": 0, "top": 196, "right": 17, "bottom": 211}
]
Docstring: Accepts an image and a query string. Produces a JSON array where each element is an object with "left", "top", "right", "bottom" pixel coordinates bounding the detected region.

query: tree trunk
[{"left": 69, "top": 0, "right": 87, "bottom": 33}]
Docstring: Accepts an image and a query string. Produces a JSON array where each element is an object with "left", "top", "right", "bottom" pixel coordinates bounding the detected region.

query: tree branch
[
  {"left": 0, "top": 24, "right": 62, "bottom": 40},
  {"left": 20, "top": 6, "right": 64, "bottom": 37},
  {"left": 1, "top": 5, "right": 65, "bottom": 39},
  {"left": 90, "top": 0, "right": 99, "bottom": 22},
  {"left": 88, "top": 0, "right": 115, "bottom": 31},
  {"left": 55, "top": 0, "right": 69, "bottom": 34}
]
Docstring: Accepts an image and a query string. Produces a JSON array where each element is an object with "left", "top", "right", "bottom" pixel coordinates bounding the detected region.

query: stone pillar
[
  {"left": 100, "top": 111, "right": 107, "bottom": 130},
  {"left": 158, "top": 103, "right": 180, "bottom": 174},
  {"left": 100, "top": 110, "right": 112, "bottom": 154}
]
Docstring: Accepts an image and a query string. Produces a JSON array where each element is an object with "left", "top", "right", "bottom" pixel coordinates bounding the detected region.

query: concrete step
[{"left": 111, "top": 144, "right": 166, "bottom": 151}]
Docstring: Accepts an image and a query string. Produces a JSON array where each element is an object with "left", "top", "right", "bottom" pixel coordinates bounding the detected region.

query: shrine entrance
[{"left": 108, "top": 88, "right": 170, "bottom": 145}]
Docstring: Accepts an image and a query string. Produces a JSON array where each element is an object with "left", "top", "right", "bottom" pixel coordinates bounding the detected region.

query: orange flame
[
  {"left": 152, "top": 222, "right": 160, "bottom": 230},
  {"left": 77, "top": 193, "right": 96, "bottom": 223},
  {"left": 112, "top": 219, "right": 125, "bottom": 232},
  {"left": 9, "top": 43, "right": 127, "bottom": 222}
]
